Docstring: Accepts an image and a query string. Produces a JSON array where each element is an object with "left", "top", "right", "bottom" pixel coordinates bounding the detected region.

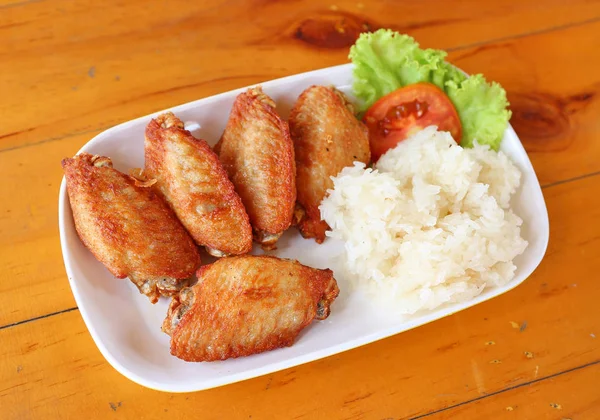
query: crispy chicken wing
[
  {"left": 215, "top": 87, "right": 296, "bottom": 249},
  {"left": 145, "top": 112, "right": 252, "bottom": 257},
  {"left": 61, "top": 153, "right": 200, "bottom": 303},
  {"left": 289, "top": 85, "right": 371, "bottom": 243},
  {"left": 162, "top": 255, "right": 339, "bottom": 362}
]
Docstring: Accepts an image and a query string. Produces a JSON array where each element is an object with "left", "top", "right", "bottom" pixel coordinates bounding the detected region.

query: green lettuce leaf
[
  {"left": 445, "top": 75, "right": 512, "bottom": 148},
  {"left": 349, "top": 29, "right": 511, "bottom": 150}
]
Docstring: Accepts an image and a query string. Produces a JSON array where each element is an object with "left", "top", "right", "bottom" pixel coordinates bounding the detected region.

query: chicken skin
[
  {"left": 145, "top": 112, "right": 252, "bottom": 257},
  {"left": 289, "top": 85, "right": 371, "bottom": 243},
  {"left": 162, "top": 255, "right": 339, "bottom": 362},
  {"left": 215, "top": 87, "right": 296, "bottom": 249},
  {"left": 61, "top": 153, "right": 200, "bottom": 303}
]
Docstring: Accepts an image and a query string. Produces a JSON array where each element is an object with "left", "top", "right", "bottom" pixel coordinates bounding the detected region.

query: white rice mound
[{"left": 319, "top": 126, "right": 528, "bottom": 315}]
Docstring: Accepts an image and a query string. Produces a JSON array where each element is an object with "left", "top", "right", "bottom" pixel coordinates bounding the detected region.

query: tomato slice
[{"left": 363, "top": 82, "right": 462, "bottom": 161}]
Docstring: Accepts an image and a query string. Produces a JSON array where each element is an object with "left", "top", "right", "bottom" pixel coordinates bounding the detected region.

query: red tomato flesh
[{"left": 363, "top": 82, "right": 462, "bottom": 161}]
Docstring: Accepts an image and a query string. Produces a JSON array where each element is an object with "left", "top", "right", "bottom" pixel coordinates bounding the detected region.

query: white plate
[{"left": 58, "top": 63, "right": 549, "bottom": 393}]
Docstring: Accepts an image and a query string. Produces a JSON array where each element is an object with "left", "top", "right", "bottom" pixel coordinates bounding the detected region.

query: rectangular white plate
[{"left": 58, "top": 63, "right": 549, "bottom": 393}]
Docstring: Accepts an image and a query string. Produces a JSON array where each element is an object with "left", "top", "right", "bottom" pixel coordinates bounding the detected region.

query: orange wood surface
[
  {"left": 1, "top": 0, "right": 599, "bottom": 418},
  {"left": 427, "top": 364, "right": 600, "bottom": 419}
]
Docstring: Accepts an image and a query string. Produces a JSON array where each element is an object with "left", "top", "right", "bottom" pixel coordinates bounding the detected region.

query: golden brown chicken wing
[
  {"left": 145, "top": 112, "right": 252, "bottom": 257},
  {"left": 289, "top": 85, "right": 371, "bottom": 243},
  {"left": 215, "top": 87, "right": 296, "bottom": 249},
  {"left": 162, "top": 255, "right": 339, "bottom": 362},
  {"left": 61, "top": 153, "right": 200, "bottom": 303}
]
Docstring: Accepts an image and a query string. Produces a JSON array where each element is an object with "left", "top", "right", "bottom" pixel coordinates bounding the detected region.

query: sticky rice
[{"left": 319, "top": 126, "right": 528, "bottom": 314}]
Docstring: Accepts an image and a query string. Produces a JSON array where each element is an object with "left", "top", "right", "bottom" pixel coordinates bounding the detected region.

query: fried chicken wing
[
  {"left": 162, "top": 255, "right": 339, "bottom": 362},
  {"left": 215, "top": 87, "right": 296, "bottom": 249},
  {"left": 289, "top": 85, "right": 371, "bottom": 243},
  {"left": 145, "top": 112, "right": 252, "bottom": 257},
  {"left": 61, "top": 153, "right": 200, "bottom": 303}
]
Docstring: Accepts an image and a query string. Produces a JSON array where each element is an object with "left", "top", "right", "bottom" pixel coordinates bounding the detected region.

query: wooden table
[{"left": 1, "top": 0, "right": 599, "bottom": 418}]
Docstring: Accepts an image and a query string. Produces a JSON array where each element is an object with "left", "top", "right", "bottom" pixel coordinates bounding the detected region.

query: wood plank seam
[
  {"left": 1, "top": 15, "right": 598, "bottom": 157},
  {"left": 541, "top": 169, "right": 600, "bottom": 189},
  {"left": 0, "top": 307, "right": 78, "bottom": 331},
  {"left": 444, "top": 15, "right": 600, "bottom": 53},
  {"left": 410, "top": 359, "right": 600, "bottom": 419},
  {"left": 2, "top": 309, "right": 599, "bottom": 414}
]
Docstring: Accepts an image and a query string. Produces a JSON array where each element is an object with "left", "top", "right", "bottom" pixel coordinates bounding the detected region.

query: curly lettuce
[{"left": 349, "top": 29, "right": 511, "bottom": 150}]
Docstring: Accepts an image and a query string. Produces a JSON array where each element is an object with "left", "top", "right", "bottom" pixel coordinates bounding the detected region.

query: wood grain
[
  {"left": 1, "top": 0, "right": 599, "bottom": 153},
  {"left": 2, "top": 0, "right": 600, "bottom": 417},
  {"left": 425, "top": 363, "right": 600, "bottom": 419},
  {"left": 1, "top": 174, "right": 599, "bottom": 419},
  {"left": 1, "top": 17, "right": 599, "bottom": 327},
  {"left": 0, "top": 132, "right": 88, "bottom": 326}
]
